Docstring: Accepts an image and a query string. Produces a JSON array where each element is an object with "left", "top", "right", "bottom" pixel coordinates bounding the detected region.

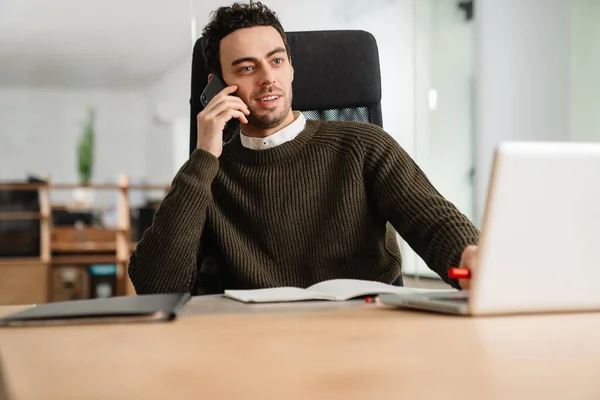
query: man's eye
[
  {"left": 239, "top": 66, "right": 253, "bottom": 72},
  {"left": 273, "top": 58, "right": 283, "bottom": 64}
]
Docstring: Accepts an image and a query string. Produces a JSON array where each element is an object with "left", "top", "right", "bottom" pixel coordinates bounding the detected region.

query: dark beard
[{"left": 247, "top": 92, "right": 293, "bottom": 129}]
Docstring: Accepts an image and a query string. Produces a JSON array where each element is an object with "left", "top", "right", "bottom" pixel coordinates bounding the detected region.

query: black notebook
[{"left": 0, "top": 293, "right": 191, "bottom": 327}]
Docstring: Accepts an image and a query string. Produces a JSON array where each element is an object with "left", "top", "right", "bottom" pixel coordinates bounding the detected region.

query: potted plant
[{"left": 73, "top": 107, "right": 95, "bottom": 207}]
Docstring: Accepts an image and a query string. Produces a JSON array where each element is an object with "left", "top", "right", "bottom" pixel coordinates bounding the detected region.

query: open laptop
[{"left": 380, "top": 141, "right": 600, "bottom": 316}]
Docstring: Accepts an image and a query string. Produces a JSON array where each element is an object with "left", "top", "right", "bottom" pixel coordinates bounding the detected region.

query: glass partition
[
  {"left": 403, "top": 0, "right": 476, "bottom": 279},
  {"left": 571, "top": 0, "right": 600, "bottom": 143}
]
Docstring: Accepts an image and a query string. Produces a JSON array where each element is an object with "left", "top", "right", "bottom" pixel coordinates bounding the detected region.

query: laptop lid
[{"left": 470, "top": 142, "right": 600, "bottom": 315}]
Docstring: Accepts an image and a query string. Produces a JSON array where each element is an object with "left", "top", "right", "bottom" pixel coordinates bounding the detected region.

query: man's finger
[
  {"left": 219, "top": 85, "right": 238, "bottom": 96},
  {"left": 460, "top": 245, "right": 478, "bottom": 269},
  {"left": 458, "top": 278, "right": 471, "bottom": 290},
  {"left": 202, "top": 97, "right": 250, "bottom": 120}
]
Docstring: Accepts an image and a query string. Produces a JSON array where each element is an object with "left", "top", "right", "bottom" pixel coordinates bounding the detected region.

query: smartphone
[{"left": 200, "top": 75, "right": 240, "bottom": 144}]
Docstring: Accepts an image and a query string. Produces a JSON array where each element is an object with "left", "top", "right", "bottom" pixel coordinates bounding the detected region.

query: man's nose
[{"left": 258, "top": 66, "right": 275, "bottom": 86}]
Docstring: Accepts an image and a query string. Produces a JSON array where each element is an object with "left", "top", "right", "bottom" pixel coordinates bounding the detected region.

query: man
[{"left": 128, "top": 1, "right": 479, "bottom": 295}]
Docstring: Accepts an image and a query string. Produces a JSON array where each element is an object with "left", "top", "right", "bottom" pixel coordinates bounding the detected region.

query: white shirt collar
[{"left": 240, "top": 111, "right": 306, "bottom": 150}]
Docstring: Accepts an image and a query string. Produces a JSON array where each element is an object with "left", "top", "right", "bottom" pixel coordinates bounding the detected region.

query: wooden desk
[{"left": 0, "top": 296, "right": 599, "bottom": 400}]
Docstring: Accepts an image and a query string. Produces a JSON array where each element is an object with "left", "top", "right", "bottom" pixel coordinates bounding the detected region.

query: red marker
[{"left": 448, "top": 267, "right": 471, "bottom": 279}]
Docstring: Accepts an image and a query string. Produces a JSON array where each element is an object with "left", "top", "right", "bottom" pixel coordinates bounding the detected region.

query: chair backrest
[{"left": 189, "top": 29, "right": 383, "bottom": 154}]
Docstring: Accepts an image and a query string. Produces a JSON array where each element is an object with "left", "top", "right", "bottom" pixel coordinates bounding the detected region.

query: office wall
[
  {"left": 0, "top": 88, "right": 148, "bottom": 203},
  {"left": 144, "top": 59, "right": 191, "bottom": 186},
  {"left": 474, "top": 0, "right": 571, "bottom": 224},
  {"left": 0, "top": 63, "right": 191, "bottom": 202},
  {"left": 571, "top": 0, "right": 600, "bottom": 143}
]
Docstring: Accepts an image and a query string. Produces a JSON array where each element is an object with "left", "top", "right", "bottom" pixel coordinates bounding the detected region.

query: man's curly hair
[{"left": 201, "top": 1, "right": 291, "bottom": 78}]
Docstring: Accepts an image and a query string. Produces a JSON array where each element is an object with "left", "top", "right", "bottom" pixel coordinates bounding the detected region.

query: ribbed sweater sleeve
[
  {"left": 128, "top": 149, "right": 219, "bottom": 294},
  {"left": 361, "top": 125, "right": 480, "bottom": 288}
]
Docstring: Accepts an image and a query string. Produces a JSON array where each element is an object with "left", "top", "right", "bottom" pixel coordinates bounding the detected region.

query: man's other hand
[{"left": 457, "top": 245, "right": 478, "bottom": 290}]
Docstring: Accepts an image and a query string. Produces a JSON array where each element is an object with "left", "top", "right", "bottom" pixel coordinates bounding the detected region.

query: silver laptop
[{"left": 381, "top": 141, "right": 600, "bottom": 316}]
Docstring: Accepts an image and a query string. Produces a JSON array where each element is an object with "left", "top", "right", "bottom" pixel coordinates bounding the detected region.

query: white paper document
[{"left": 224, "top": 279, "right": 454, "bottom": 303}]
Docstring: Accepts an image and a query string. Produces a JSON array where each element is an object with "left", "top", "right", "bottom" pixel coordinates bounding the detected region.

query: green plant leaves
[{"left": 77, "top": 107, "right": 95, "bottom": 184}]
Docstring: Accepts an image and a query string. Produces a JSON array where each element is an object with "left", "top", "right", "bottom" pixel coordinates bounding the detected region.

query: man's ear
[
  {"left": 291, "top": 65, "right": 294, "bottom": 82},
  {"left": 207, "top": 73, "right": 214, "bottom": 83}
]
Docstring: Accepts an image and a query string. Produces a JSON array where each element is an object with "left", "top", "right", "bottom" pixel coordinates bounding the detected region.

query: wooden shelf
[
  {"left": 0, "top": 257, "right": 44, "bottom": 266},
  {"left": 50, "top": 183, "right": 124, "bottom": 190},
  {"left": 51, "top": 204, "right": 114, "bottom": 212},
  {"left": 52, "top": 254, "right": 118, "bottom": 265},
  {"left": 52, "top": 243, "right": 117, "bottom": 253},
  {"left": 0, "top": 177, "right": 167, "bottom": 304},
  {"left": 0, "top": 212, "right": 42, "bottom": 220},
  {"left": 129, "top": 184, "right": 170, "bottom": 191},
  {"left": 0, "top": 183, "right": 46, "bottom": 191}
]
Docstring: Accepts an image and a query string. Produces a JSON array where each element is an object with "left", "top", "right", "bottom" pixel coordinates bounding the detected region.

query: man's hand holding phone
[{"left": 196, "top": 84, "right": 249, "bottom": 158}]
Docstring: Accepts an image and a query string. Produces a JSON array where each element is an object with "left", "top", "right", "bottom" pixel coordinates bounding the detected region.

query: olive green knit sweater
[{"left": 129, "top": 119, "right": 479, "bottom": 294}]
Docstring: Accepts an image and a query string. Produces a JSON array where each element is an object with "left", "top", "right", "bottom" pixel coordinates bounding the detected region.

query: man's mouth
[{"left": 257, "top": 95, "right": 280, "bottom": 103}]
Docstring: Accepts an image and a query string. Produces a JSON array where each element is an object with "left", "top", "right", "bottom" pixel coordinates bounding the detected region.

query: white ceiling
[{"left": 0, "top": 0, "right": 219, "bottom": 89}]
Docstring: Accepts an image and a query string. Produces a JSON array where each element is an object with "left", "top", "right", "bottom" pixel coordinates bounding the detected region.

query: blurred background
[{"left": 1, "top": 0, "right": 599, "bottom": 304}]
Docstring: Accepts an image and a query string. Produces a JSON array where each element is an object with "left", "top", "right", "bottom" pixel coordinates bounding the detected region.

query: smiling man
[
  {"left": 225, "top": 38, "right": 293, "bottom": 134},
  {"left": 128, "top": 1, "right": 480, "bottom": 295}
]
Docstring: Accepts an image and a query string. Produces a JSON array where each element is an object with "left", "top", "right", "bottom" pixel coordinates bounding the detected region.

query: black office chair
[
  {"left": 188, "top": 29, "right": 402, "bottom": 286},
  {"left": 189, "top": 30, "right": 384, "bottom": 154}
]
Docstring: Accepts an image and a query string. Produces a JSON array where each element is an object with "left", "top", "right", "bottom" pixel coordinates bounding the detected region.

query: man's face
[{"left": 220, "top": 26, "right": 294, "bottom": 131}]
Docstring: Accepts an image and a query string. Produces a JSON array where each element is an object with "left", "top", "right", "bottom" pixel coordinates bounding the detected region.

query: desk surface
[{"left": 1, "top": 296, "right": 599, "bottom": 400}]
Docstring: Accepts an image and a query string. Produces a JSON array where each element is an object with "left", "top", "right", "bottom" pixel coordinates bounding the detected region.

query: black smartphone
[{"left": 200, "top": 75, "right": 240, "bottom": 144}]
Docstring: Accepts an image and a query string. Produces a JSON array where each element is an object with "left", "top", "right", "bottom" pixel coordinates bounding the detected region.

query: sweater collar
[
  {"left": 240, "top": 111, "right": 307, "bottom": 150},
  {"left": 221, "top": 118, "right": 321, "bottom": 165}
]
